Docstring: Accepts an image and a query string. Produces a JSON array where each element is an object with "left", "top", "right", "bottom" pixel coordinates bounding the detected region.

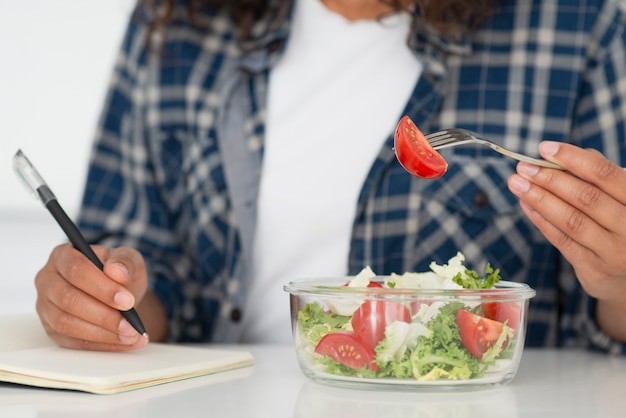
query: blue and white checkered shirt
[{"left": 77, "top": 0, "right": 626, "bottom": 352}]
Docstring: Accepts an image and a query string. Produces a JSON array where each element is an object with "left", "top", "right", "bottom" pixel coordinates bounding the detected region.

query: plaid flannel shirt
[{"left": 78, "top": 0, "right": 626, "bottom": 352}]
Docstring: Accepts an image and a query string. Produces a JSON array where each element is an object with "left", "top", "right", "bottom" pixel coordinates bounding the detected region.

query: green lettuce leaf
[
  {"left": 452, "top": 264, "right": 501, "bottom": 289},
  {"left": 297, "top": 302, "right": 351, "bottom": 348}
]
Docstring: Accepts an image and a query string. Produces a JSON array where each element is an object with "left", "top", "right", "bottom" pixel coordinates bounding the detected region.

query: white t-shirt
[{"left": 240, "top": 0, "right": 423, "bottom": 343}]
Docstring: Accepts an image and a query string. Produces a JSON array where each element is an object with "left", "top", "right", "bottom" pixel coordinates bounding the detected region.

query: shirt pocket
[
  {"left": 417, "top": 154, "right": 520, "bottom": 219},
  {"left": 407, "top": 154, "right": 535, "bottom": 281}
]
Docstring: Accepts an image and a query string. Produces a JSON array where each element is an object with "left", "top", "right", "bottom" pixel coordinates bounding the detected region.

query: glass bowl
[{"left": 284, "top": 277, "right": 535, "bottom": 391}]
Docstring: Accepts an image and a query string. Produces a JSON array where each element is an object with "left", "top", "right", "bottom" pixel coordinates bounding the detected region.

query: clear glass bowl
[{"left": 284, "top": 277, "right": 535, "bottom": 391}]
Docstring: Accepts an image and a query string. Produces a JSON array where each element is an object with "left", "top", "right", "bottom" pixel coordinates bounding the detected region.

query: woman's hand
[
  {"left": 34, "top": 244, "right": 151, "bottom": 351},
  {"left": 508, "top": 141, "right": 626, "bottom": 342}
]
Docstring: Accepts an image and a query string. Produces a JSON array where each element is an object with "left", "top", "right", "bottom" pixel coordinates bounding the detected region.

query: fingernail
[
  {"left": 110, "top": 262, "right": 130, "bottom": 276},
  {"left": 114, "top": 292, "right": 135, "bottom": 310},
  {"left": 119, "top": 333, "right": 140, "bottom": 344},
  {"left": 118, "top": 319, "right": 140, "bottom": 344},
  {"left": 118, "top": 318, "right": 137, "bottom": 336},
  {"left": 540, "top": 141, "right": 559, "bottom": 157},
  {"left": 518, "top": 162, "right": 539, "bottom": 177},
  {"left": 509, "top": 175, "right": 531, "bottom": 193}
]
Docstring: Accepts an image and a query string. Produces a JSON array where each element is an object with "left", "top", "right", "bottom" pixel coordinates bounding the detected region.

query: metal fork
[{"left": 425, "top": 128, "right": 563, "bottom": 170}]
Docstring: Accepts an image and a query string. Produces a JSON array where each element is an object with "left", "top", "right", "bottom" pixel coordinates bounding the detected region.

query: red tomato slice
[
  {"left": 482, "top": 301, "right": 521, "bottom": 333},
  {"left": 394, "top": 115, "right": 448, "bottom": 179},
  {"left": 456, "top": 309, "right": 506, "bottom": 359},
  {"left": 351, "top": 300, "right": 411, "bottom": 350},
  {"left": 314, "top": 331, "right": 379, "bottom": 371}
]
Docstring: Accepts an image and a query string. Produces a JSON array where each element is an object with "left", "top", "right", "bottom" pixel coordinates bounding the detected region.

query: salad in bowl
[{"left": 284, "top": 253, "right": 535, "bottom": 390}]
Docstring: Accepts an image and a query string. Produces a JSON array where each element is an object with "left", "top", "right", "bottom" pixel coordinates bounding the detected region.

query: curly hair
[{"left": 138, "top": 0, "right": 500, "bottom": 42}]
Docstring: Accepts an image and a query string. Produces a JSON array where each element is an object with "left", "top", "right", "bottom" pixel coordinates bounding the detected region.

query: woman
[{"left": 34, "top": 0, "right": 626, "bottom": 352}]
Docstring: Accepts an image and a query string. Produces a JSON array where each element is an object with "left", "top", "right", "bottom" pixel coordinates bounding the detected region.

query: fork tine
[
  {"left": 425, "top": 131, "right": 459, "bottom": 149},
  {"left": 424, "top": 130, "right": 452, "bottom": 141},
  {"left": 426, "top": 129, "right": 480, "bottom": 149}
]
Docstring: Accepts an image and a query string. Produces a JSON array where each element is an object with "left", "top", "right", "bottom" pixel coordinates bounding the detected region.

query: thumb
[{"left": 100, "top": 246, "right": 147, "bottom": 304}]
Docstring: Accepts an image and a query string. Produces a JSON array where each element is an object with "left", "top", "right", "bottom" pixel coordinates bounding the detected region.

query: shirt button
[
  {"left": 268, "top": 40, "right": 283, "bottom": 53},
  {"left": 472, "top": 189, "right": 490, "bottom": 209},
  {"left": 230, "top": 307, "right": 242, "bottom": 323}
]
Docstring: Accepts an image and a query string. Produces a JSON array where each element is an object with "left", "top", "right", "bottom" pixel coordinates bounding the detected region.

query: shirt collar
[{"left": 237, "top": 3, "right": 473, "bottom": 74}]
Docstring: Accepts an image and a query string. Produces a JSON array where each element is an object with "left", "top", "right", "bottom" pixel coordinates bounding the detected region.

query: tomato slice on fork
[{"left": 394, "top": 115, "right": 448, "bottom": 179}]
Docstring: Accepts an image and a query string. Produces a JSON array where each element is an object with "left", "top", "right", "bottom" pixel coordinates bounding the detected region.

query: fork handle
[{"left": 487, "top": 143, "right": 563, "bottom": 170}]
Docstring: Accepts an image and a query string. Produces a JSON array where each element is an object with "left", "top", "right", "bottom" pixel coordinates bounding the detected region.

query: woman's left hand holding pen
[{"left": 34, "top": 244, "right": 160, "bottom": 351}]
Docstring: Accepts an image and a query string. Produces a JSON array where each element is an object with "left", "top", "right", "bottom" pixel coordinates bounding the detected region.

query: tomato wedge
[
  {"left": 482, "top": 301, "right": 521, "bottom": 333},
  {"left": 456, "top": 309, "right": 506, "bottom": 359},
  {"left": 394, "top": 115, "right": 448, "bottom": 179},
  {"left": 351, "top": 300, "right": 411, "bottom": 350},
  {"left": 314, "top": 331, "right": 379, "bottom": 371}
]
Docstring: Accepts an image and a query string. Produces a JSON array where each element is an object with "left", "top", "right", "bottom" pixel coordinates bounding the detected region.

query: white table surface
[
  {"left": 3, "top": 220, "right": 625, "bottom": 417},
  {"left": 1, "top": 318, "right": 626, "bottom": 418}
]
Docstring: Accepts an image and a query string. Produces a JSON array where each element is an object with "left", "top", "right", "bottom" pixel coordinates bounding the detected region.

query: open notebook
[{"left": 0, "top": 314, "right": 254, "bottom": 395}]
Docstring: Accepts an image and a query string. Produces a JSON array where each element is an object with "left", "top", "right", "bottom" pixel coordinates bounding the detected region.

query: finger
[
  {"left": 508, "top": 171, "right": 626, "bottom": 279},
  {"left": 36, "top": 295, "right": 147, "bottom": 350},
  {"left": 36, "top": 244, "right": 144, "bottom": 345},
  {"left": 508, "top": 171, "right": 615, "bottom": 257},
  {"left": 520, "top": 199, "right": 597, "bottom": 260},
  {"left": 517, "top": 199, "right": 603, "bottom": 277},
  {"left": 99, "top": 246, "right": 147, "bottom": 300},
  {"left": 36, "top": 264, "right": 137, "bottom": 337},
  {"left": 51, "top": 244, "right": 136, "bottom": 311},
  {"left": 515, "top": 161, "right": 625, "bottom": 234},
  {"left": 517, "top": 200, "right": 626, "bottom": 301},
  {"left": 538, "top": 141, "right": 626, "bottom": 204},
  {"left": 35, "top": 277, "right": 140, "bottom": 345},
  {"left": 44, "top": 317, "right": 148, "bottom": 351}
]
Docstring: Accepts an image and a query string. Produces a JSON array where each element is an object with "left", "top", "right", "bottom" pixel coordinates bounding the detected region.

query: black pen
[{"left": 12, "top": 149, "right": 149, "bottom": 341}]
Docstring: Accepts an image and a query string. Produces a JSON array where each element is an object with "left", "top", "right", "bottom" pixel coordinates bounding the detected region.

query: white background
[{"left": 0, "top": 1, "right": 135, "bottom": 314}]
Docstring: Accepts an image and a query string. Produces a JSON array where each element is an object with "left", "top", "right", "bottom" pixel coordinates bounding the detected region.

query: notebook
[{"left": 0, "top": 314, "right": 254, "bottom": 395}]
